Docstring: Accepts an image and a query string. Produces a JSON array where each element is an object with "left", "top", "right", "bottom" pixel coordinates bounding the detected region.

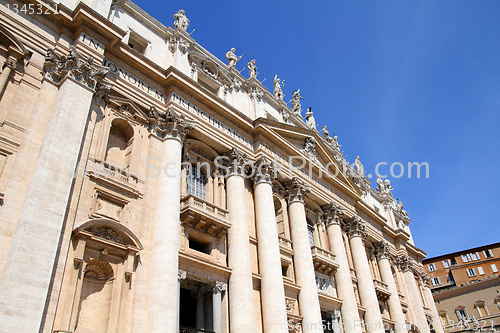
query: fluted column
[
  {"left": 253, "top": 157, "right": 288, "bottom": 332},
  {"left": 0, "top": 56, "right": 17, "bottom": 96},
  {"left": 224, "top": 148, "right": 256, "bottom": 332},
  {"left": 286, "top": 178, "right": 323, "bottom": 332},
  {"left": 148, "top": 107, "right": 195, "bottom": 332},
  {"left": 323, "top": 203, "right": 362, "bottom": 333},
  {"left": 421, "top": 274, "right": 444, "bottom": 333},
  {"left": 374, "top": 241, "right": 407, "bottom": 333},
  {"left": 344, "top": 217, "right": 384, "bottom": 333},
  {"left": 398, "top": 255, "right": 430, "bottom": 333},
  {"left": 0, "top": 47, "right": 109, "bottom": 332},
  {"left": 212, "top": 281, "right": 227, "bottom": 333}
]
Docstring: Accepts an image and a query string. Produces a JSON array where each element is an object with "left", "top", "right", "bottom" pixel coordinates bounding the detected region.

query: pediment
[
  {"left": 254, "top": 118, "right": 362, "bottom": 196},
  {"left": 107, "top": 96, "right": 149, "bottom": 124}
]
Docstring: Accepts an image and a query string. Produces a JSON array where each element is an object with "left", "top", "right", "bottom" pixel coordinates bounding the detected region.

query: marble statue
[
  {"left": 377, "top": 176, "right": 393, "bottom": 194},
  {"left": 273, "top": 75, "right": 284, "bottom": 100},
  {"left": 322, "top": 125, "right": 329, "bottom": 138},
  {"left": 225, "top": 47, "right": 244, "bottom": 70},
  {"left": 291, "top": 89, "right": 303, "bottom": 115},
  {"left": 354, "top": 156, "right": 364, "bottom": 174},
  {"left": 247, "top": 59, "right": 257, "bottom": 78},
  {"left": 305, "top": 107, "right": 316, "bottom": 129},
  {"left": 321, "top": 125, "right": 341, "bottom": 151},
  {"left": 173, "top": 9, "right": 190, "bottom": 31}
]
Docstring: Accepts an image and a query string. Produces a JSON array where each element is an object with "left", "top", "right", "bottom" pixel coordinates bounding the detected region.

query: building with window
[
  {"left": 0, "top": 1, "right": 443, "bottom": 332},
  {"left": 423, "top": 243, "right": 500, "bottom": 333}
]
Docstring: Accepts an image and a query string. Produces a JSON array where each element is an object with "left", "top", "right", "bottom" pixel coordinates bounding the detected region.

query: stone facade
[{"left": 0, "top": 1, "right": 441, "bottom": 332}]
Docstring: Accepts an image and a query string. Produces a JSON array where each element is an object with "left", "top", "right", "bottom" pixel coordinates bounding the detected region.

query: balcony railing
[
  {"left": 311, "top": 246, "right": 339, "bottom": 276},
  {"left": 373, "top": 278, "right": 391, "bottom": 301},
  {"left": 179, "top": 327, "right": 215, "bottom": 333},
  {"left": 180, "top": 195, "right": 231, "bottom": 238}
]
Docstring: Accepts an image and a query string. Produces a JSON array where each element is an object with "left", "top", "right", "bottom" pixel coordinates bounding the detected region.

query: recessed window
[
  {"left": 477, "top": 266, "right": 485, "bottom": 275},
  {"left": 461, "top": 254, "right": 471, "bottom": 263},
  {"left": 189, "top": 237, "right": 210, "bottom": 255},
  {"left": 491, "top": 264, "right": 498, "bottom": 273},
  {"left": 470, "top": 252, "right": 480, "bottom": 261},
  {"left": 483, "top": 249, "right": 494, "bottom": 258},
  {"left": 282, "top": 264, "right": 289, "bottom": 277},
  {"left": 432, "top": 277, "right": 441, "bottom": 286},
  {"left": 126, "top": 30, "right": 148, "bottom": 54},
  {"left": 187, "top": 165, "right": 207, "bottom": 199},
  {"left": 456, "top": 308, "right": 467, "bottom": 320},
  {"left": 442, "top": 260, "right": 451, "bottom": 268},
  {"left": 466, "top": 268, "right": 476, "bottom": 277},
  {"left": 428, "top": 263, "right": 437, "bottom": 272}
]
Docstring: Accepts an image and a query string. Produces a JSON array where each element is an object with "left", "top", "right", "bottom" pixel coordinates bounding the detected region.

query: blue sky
[{"left": 132, "top": 0, "right": 500, "bottom": 258}]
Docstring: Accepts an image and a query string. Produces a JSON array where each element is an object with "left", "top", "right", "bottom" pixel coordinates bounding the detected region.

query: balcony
[
  {"left": 373, "top": 279, "right": 391, "bottom": 301},
  {"left": 180, "top": 195, "right": 231, "bottom": 238},
  {"left": 311, "top": 246, "right": 339, "bottom": 276}
]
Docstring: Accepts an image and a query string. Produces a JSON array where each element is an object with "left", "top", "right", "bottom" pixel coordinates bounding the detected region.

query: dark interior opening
[
  {"left": 189, "top": 237, "right": 211, "bottom": 254},
  {"left": 179, "top": 287, "right": 197, "bottom": 328}
]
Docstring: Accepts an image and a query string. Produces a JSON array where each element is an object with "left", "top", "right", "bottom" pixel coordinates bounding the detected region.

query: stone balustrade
[
  {"left": 180, "top": 194, "right": 231, "bottom": 238},
  {"left": 311, "top": 246, "right": 339, "bottom": 276}
]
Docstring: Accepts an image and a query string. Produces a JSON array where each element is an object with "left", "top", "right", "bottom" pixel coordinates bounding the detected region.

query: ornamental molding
[
  {"left": 212, "top": 281, "right": 227, "bottom": 294},
  {"left": 397, "top": 254, "right": 414, "bottom": 273},
  {"left": 88, "top": 226, "right": 127, "bottom": 245},
  {"left": 178, "top": 269, "right": 187, "bottom": 282},
  {"left": 374, "top": 240, "right": 391, "bottom": 261},
  {"left": 421, "top": 273, "right": 431, "bottom": 288},
  {"left": 322, "top": 202, "right": 345, "bottom": 226},
  {"left": 303, "top": 136, "right": 316, "bottom": 160},
  {"left": 148, "top": 106, "right": 195, "bottom": 142},
  {"left": 3, "top": 56, "right": 17, "bottom": 70},
  {"left": 342, "top": 216, "right": 368, "bottom": 240},
  {"left": 42, "top": 46, "right": 110, "bottom": 95},
  {"left": 285, "top": 177, "right": 310, "bottom": 204}
]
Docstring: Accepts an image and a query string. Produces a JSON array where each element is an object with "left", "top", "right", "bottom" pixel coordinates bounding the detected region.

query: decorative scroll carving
[
  {"left": 178, "top": 269, "right": 187, "bottom": 282},
  {"left": 88, "top": 227, "right": 127, "bottom": 245},
  {"left": 374, "top": 240, "right": 391, "bottom": 261},
  {"left": 148, "top": 106, "right": 195, "bottom": 142},
  {"left": 285, "top": 177, "right": 310, "bottom": 203},
  {"left": 212, "top": 281, "right": 227, "bottom": 294},
  {"left": 3, "top": 56, "right": 17, "bottom": 70},
  {"left": 285, "top": 297, "right": 298, "bottom": 315},
  {"left": 42, "top": 47, "right": 109, "bottom": 92},
  {"left": 304, "top": 137, "right": 316, "bottom": 159},
  {"left": 397, "top": 254, "right": 413, "bottom": 272},
  {"left": 322, "top": 202, "right": 345, "bottom": 226},
  {"left": 342, "top": 216, "right": 368, "bottom": 239},
  {"left": 168, "top": 37, "right": 191, "bottom": 55},
  {"left": 248, "top": 85, "right": 263, "bottom": 102},
  {"left": 222, "top": 147, "right": 252, "bottom": 176},
  {"left": 252, "top": 156, "right": 274, "bottom": 185},
  {"left": 421, "top": 273, "right": 431, "bottom": 288}
]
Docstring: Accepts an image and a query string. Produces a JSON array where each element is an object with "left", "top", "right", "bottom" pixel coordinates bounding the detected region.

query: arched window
[
  {"left": 474, "top": 300, "right": 488, "bottom": 317},
  {"left": 105, "top": 119, "right": 133, "bottom": 169},
  {"left": 187, "top": 164, "right": 207, "bottom": 199},
  {"left": 307, "top": 218, "right": 315, "bottom": 247}
]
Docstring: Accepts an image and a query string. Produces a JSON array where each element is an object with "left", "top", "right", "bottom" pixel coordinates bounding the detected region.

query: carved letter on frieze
[
  {"left": 342, "top": 216, "right": 368, "bottom": 240},
  {"left": 148, "top": 106, "right": 195, "bottom": 142},
  {"left": 285, "top": 177, "right": 310, "bottom": 204},
  {"left": 42, "top": 46, "right": 110, "bottom": 96},
  {"left": 322, "top": 202, "right": 345, "bottom": 226}
]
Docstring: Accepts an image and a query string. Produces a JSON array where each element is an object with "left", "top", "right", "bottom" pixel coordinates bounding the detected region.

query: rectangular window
[
  {"left": 442, "top": 260, "right": 451, "bottom": 268},
  {"left": 461, "top": 254, "right": 470, "bottom": 263},
  {"left": 432, "top": 277, "right": 441, "bottom": 286},
  {"left": 477, "top": 266, "right": 485, "bottom": 275},
  {"left": 470, "top": 252, "right": 480, "bottom": 261},
  {"left": 467, "top": 268, "right": 476, "bottom": 277},
  {"left": 492, "top": 264, "right": 498, "bottom": 273},
  {"left": 428, "top": 263, "right": 436, "bottom": 272},
  {"left": 483, "top": 249, "right": 494, "bottom": 258},
  {"left": 456, "top": 309, "right": 467, "bottom": 320}
]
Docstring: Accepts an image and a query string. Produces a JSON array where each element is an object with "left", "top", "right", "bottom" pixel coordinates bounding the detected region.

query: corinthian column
[
  {"left": 374, "top": 241, "right": 407, "bottom": 333},
  {"left": 253, "top": 157, "right": 288, "bottom": 332},
  {"left": 286, "top": 178, "right": 323, "bottom": 333},
  {"left": 398, "top": 255, "right": 430, "bottom": 333},
  {"left": 323, "top": 203, "right": 362, "bottom": 333},
  {"left": 343, "top": 217, "right": 384, "bottom": 333},
  {"left": 148, "top": 107, "right": 195, "bottom": 332},
  {"left": 0, "top": 47, "right": 109, "bottom": 332},
  {"left": 421, "top": 274, "right": 444, "bottom": 333},
  {"left": 224, "top": 148, "right": 256, "bottom": 332}
]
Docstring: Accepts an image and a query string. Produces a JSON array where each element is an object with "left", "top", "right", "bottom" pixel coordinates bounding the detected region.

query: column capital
[
  {"left": 148, "top": 106, "right": 195, "bottom": 142},
  {"left": 212, "top": 281, "right": 227, "bottom": 294},
  {"left": 178, "top": 269, "right": 187, "bottom": 282},
  {"left": 342, "top": 216, "right": 368, "bottom": 239},
  {"left": 285, "top": 177, "right": 310, "bottom": 204},
  {"left": 374, "top": 240, "right": 391, "bottom": 261},
  {"left": 42, "top": 46, "right": 109, "bottom": 91},
  {"left": 322, "top": 202, "right": 345, "bottom": 226},
  {"left": 221, "top": 147, "right": 253, "bottom": 176},
  {"left": 421, "top": 273, "right": 431, "bottom": 288},
  {"left": 252, "top": 156, "right": 275, "bottom": 185},
  {"left": 397, "top": 254, "right": 414, "bottom": 273}
]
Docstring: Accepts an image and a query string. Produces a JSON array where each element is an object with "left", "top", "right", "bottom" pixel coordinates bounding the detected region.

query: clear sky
[{"left": 131, "top": 0, "right": 500, "bottom": 258}]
